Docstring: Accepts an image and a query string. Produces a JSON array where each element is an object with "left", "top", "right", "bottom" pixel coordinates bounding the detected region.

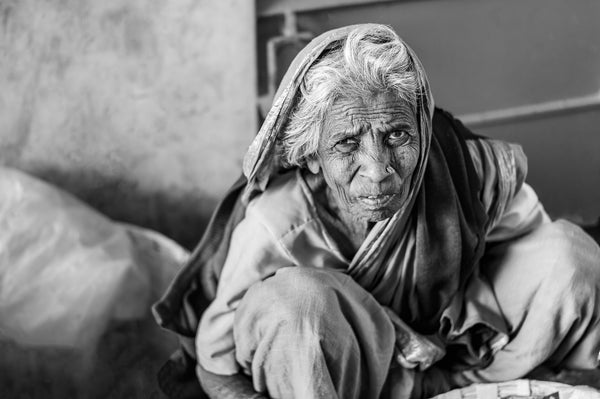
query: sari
[{"left": 152, "top": 24, "right": 534, "bottom": 397}]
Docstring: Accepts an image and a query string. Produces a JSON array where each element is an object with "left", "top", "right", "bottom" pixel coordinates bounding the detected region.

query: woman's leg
[
  {"left": 232, "top": 267, "right": 396, "bottom": 399},
  {"left": 453, "top": 220, "right": 600, "bottom": 385}
]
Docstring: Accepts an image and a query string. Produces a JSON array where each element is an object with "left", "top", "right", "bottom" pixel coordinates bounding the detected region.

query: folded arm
[{"left": 198, "top": 366, "right": 268, "bottom": 399}]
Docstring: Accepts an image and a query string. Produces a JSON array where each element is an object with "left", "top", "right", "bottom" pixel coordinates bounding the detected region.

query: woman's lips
[{"left": 357, "top": 193, "right": 395, "bottom": 208}]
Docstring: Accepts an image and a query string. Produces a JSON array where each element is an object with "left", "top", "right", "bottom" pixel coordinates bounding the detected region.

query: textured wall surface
[{"left": 0, "top": 0, "right": 256, "bottom": 247}]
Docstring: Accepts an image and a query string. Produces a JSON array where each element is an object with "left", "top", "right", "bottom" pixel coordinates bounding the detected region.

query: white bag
[{"left": 0, "top": 167, "right": 186, "bottom": 349}]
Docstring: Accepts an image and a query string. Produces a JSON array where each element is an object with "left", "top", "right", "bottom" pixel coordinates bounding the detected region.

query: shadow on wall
[{"left": 30, "top": 166, "right": 214, "bottom": 250}]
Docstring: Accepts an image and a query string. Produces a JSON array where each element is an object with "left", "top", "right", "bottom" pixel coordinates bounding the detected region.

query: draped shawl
[{"left": 153, "top": 25, "right": 506, "bottom": 367}]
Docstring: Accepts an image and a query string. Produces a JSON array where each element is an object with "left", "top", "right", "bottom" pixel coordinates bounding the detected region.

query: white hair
[{"left": 281, "top": 24, "right": 421, "bottom": 168}]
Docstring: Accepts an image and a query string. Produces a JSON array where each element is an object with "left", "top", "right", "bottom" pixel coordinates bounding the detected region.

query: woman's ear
[{"left": 307, "top": 157, "right": 320, "bottom": 174}]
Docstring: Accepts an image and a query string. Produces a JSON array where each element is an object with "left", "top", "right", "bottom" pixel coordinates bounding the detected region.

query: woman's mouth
[{"left": 357, "top": 194, "right": 395, "bottom": 208}]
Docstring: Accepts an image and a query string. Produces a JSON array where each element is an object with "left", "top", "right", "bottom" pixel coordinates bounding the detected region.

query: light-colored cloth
[
  {"left": 219, "top": 218, "right": 599, "bottom": 399},
  {"left": 196, "top": 157, "right": 547, "bottom": 376},
  {"left": 225, "top": 219, "right": 600, "bottom": 399},
  {"left": 450, "top": 219, "right": 600, "bottom": 384},
  {"left": 235, "top": 267, "right": 396, "bottom": 399}
]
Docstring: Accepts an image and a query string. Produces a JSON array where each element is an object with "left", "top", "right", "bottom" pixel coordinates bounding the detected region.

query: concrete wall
[
  {"left": 0, "top": 0, "right": 256, "bottom": 248},
  {"left": 258, "top": 0, "right": 600, "bottom": 223}
]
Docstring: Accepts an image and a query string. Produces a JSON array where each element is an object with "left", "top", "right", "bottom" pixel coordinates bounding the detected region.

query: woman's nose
[{"left": 359, "top": 154, "right": 393, "bottom": 183}]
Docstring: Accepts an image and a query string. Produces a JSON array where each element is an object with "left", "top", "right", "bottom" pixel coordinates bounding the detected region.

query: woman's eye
[
  {"left": 387, "top": 130, "right": 409, "bottom": 145},
  {"left": 334, "top": 138, "right": 359, "bottom": 153}
]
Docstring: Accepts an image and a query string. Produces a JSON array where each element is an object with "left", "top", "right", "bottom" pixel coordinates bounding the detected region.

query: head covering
[
  {"left": 242, "top": 24, "right": 434, "bottom": 210},
  {"left": 153, "top": 24, "right": 490, "bottom": 344}
]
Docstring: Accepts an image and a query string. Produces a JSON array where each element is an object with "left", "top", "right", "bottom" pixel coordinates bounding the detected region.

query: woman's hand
[
  {"left": 383, "top": 307, "right": 446, "bottom": 371},
  {"left": 197, "top": 364, "right": 268, "bottom": 399}
]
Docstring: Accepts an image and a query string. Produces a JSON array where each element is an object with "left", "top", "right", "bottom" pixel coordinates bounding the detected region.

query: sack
[{"left": 0, "top": 167, "right": 186, "bottom": 349}]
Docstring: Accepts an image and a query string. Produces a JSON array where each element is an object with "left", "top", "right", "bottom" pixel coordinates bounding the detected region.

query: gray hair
[{"left": 281, "top": 24, "right": 421, "bottom": 168}]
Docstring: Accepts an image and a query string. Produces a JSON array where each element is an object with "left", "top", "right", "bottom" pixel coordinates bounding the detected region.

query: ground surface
[{"left": 0, "top": 315, "right": 175, "bottom": 399}]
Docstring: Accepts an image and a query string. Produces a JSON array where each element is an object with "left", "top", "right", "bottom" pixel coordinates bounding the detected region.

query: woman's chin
[{"left": 355, "top": 207, "right": 398, "bottom": 223}]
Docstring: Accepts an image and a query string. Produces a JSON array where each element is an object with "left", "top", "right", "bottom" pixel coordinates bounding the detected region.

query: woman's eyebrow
[
  {"left": 375, "top": 120, "right": 414, "bottom": 132},
  {"left": 329, "top": 125, "right": 363, "bottom": 142},
  {"left": 389, "top": 120, "right": 413, "bottom": 128}
]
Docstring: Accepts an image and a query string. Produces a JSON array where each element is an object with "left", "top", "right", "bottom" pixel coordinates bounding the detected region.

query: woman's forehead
[{"left": 325, "top": 92, "right": 416, "bottom": 125}]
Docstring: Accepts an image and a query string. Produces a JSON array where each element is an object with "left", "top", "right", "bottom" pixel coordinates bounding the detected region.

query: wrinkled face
[{"left": 308, "top": 92, "right": 420, "bottom": 223}]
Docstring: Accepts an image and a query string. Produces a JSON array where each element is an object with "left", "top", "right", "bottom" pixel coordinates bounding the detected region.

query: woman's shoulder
[{"left": 245, "top": 169, "right": 317, "bottom": 239}]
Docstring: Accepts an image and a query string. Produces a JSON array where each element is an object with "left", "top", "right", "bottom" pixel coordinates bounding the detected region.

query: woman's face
[{"left": 309, "top": 92, "right": 420, "bottom": 223}]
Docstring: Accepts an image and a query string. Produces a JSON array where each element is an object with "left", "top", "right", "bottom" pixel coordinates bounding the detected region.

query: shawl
[{"left": 153, "top": 24, "right": 504, "bottom": 362}]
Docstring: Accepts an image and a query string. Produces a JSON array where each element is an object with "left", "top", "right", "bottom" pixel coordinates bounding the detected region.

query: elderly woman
[{"left": 154, "top": 24, "right": 600, "bottom": 399}]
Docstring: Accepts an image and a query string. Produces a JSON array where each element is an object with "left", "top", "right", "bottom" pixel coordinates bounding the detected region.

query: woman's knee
[
  {"left": 234, "top": 267, "right": 395, "bottom": 398},
  {"left": 239, "top": 268, "right": 343, "bottom": 318},
  {"left": 233, "top": 266, "right": 393, "bottom": 349},
  {"left": 235, "top": 267, "right": 355, "bottom": 340}
]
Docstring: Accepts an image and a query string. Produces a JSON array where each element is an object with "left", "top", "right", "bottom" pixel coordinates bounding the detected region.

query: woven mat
[{"left": 431, "top": 379, "right": 600, "bottom": 399}]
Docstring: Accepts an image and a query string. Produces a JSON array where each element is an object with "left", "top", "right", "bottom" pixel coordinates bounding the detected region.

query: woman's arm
[
  {"left": 197, "top": 366, "right": 268, "bottom": 399},
  {"left": 485, "top": 183, "right": 550, "bottom": 242},
  {"left": 465, "top": 138, "right": 548, "bottom": 239}
]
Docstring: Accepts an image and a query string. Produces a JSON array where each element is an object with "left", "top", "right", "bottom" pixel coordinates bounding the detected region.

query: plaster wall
[{"left": 0, "top": 0, "right": 256, "bottom": 247}]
